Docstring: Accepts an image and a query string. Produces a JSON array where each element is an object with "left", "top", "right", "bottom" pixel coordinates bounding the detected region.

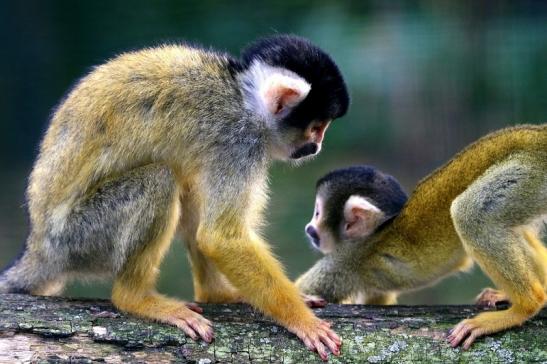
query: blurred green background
[{"left": 0, "top": 1, "right": 546, "bottom": 305}]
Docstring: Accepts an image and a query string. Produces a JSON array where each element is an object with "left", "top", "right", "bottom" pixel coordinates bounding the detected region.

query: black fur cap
[
  {"left": 317, "top": 165, "right": 408, "bottom": 235},
  {"left": 240, "top": 34, "right": 350, "bottom": 129}
]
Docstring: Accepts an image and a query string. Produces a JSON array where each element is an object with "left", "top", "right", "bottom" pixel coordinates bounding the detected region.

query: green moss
[{"left": 0, "top": 294, "right": 545, "bottom": 363}]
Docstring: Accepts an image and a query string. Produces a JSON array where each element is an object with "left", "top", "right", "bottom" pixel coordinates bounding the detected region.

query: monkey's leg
[
  {"left": 475, "top": 229, "right": 546, "bottom": 308},
  {"left": 197, "top": 202, "right": 341, "bottom": 356},
  {"left": 365, "top": 292, "right": 397, "bottom": 305},
  {"left": 98, "top": 165, "right": 213, "bottom": 342},
  {"left": 523, "top": 227, "right": 547, "bottom": 287},
  {"left": 449, "top": 155, "right": 547, "bottom": 349},
  {"left": 185, "top": 243, "right": 242, "bottom": 303},
  {"left": 448, "top": 231, "right": 545, "bottom": 349},
  {"left": 295, "top": 253, "right": 362, "bottom": 304},
  {"left": 179, "top": 191, "right": 241, "bottom": 303},
  {"left": 337, "top": 292, "right": 365, "bottom": 304}
]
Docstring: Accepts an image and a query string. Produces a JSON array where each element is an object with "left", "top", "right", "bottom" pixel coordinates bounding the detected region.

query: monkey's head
[
  {"left": 305, "top": 166, "right": 407, "bottom": 254},
  {"left": 239, "top": 35, "right": 349, "bottom": 162}
]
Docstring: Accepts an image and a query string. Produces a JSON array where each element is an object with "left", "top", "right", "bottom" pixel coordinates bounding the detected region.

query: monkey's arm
[
  {"left": 194, "top": 167, "right": 341, "bottom": 359},
  {"left": 448, "top": 153, "right": 547, "bottom": 349},
  {"left": 296, "top": 254, "right": 361, "bottom": 304}
]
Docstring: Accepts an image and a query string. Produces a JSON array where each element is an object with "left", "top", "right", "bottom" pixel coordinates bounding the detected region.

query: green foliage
[{"left": 0, "top": 1, "right": 545, "bottom": 304}]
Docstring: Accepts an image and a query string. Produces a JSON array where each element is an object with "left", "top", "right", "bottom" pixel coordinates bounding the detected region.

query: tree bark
[{"left": 0, "top": 294, "right": 545, "bottom": 363}]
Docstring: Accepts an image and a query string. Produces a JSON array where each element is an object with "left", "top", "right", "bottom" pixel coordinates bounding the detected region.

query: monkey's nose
[{"left": 305, "top": 225, "right": 320, "bottom": 246}]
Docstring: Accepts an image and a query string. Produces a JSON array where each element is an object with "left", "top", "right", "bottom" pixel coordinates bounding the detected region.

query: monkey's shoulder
[
  {"left": 414, "top": 124, "right": 546, "bottom": 195},
  {"left": 92, "top": 44, "right": 238, "bottom": 82},
  {"left": 394, "top": 124, "right": 546, "bottom": 231}
]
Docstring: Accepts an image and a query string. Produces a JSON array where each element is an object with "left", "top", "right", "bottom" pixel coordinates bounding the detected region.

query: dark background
[{"left": 0, "top": 1, "right": 546, "bottom": 304}]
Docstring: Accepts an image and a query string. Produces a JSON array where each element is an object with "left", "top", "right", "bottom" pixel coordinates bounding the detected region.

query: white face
[
  {"left": 237, "top": 60, "right": 331, "bottom": 162},
  {"left": 271, "top": 120, "right": 331, "bottom": 162},
  {"left": 304, "top": 193, "right": 386, "bottom": 254},
  {"left": 304, "top": 196, "right": 336, "bottom": 254}
]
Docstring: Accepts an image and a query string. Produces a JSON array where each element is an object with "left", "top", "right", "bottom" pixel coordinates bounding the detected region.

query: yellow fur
[
  {"left": 388, "top": 125, "right": 547, "bottom": 345},
  {"left": 19, "top": 44, "right": 323, "bottom": 338},
  {"left": 112, "top": 183, "right": 181, "bottom": 317},
  {"left": 2, "top": 37, "right": 350, "bottom": 359},
  {"left": 298, "top": 124, "right": 547, "bottom": 347}
]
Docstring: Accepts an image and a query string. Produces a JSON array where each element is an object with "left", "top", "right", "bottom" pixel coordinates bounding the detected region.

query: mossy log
[{"left": 0, "top": 294, "right": 545, "bottom": 363}]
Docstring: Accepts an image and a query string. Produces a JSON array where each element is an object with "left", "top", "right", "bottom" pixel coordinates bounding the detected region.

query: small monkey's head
[
  {"left": 305, "top": 166, "right": 407, "bottom": 254},
  {"left": 238, "top": 35, "right": 349, "bottom": 162}
]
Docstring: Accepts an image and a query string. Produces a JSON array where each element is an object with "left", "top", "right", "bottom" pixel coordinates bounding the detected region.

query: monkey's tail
[
  {"left": 0, "top": 249, "right": 30, "bottom": 293},
  {"left": 0, "top": 243, "right": 66, "bottom": 296}
]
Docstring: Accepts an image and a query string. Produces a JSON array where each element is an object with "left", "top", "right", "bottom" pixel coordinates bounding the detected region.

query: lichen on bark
[{"left": 0, "top": 294, "right": 545, "bottom": 363}]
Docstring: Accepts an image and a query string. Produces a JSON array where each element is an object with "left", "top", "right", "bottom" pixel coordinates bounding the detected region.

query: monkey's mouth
[
  {"left": 306, "top": 232, "right": 321, "bottom": 249},
  {"left": 308, "top": 236, "right": 320, "bottom": 248},
  {"left": 290, "top": 143, "right": 318, "bottom": 159},
  {"left": 305, "top": 225, "right": 321, "bottom": 250}
]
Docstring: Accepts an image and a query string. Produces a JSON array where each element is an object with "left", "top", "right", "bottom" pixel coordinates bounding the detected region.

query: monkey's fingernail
[{"left": 320, "top": 353, "right": 328, "bottom": 361}]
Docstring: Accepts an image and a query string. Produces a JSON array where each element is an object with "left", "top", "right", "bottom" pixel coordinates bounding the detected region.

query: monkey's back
[
  {"left": 395, "top": 124, "right": 547, "bottom": 246},
  {"left": 27, "top": 45, "right": 242, "bottom": 228}
]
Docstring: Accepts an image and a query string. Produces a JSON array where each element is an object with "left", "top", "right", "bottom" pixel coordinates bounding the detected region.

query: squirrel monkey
[
  {"left": 301, "top": 166, "right": 407, "bottom": 306},
  {"left": 297, "top": 124, "right": 547, "bottom": 349},
  {"left": 0, "top": 35, "right": 349, "bottom": 360}
]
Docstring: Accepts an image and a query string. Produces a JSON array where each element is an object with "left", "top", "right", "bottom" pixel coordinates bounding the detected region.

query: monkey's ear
[
  {"left": 343, "top": 195, "right": 385, "bottom": 240},
  {"left": 262, "top": 74, "right": 311, "bottom": 116},
  {"left": 240, "top": 61, "right": 311, "bottom": 118}
]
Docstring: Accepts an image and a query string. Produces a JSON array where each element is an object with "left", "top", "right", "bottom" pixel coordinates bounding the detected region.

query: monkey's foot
[
  {"left": 289, "top": 318, "right": 341, "bottom": 361},
  {"left": 447, "top": 309, "right": 527, "bottom": 350},
  {"left": 447, "top": 318, "right": 489, "bottom": 350},
  {"left": 114, "top": 294, "right": 214, "bottom": 343},
  {"left": 301, "top": 293, "right": 327, "bottom": 308},
  {"left": 475, "top": 287, "right": 510, "bottom": 308},
  {"left": 157, "top": 302, "right": 214, "bottom": 343}
]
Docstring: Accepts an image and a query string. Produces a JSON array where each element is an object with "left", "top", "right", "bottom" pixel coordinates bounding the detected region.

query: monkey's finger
[
  {"left": 317, "top": 322, "right": 338, "bottom": 339},
  {"left": 173, "top": 319, "right": 199, "bottom": 341},
  {"left": 309, "top": 299, "right": 327, "bottom": 308},
  {"left": 448, "top": 322, "right": 471, "bottom": 347},
  {"left": 448, "top": 332, "right": 465, "bottom": 348},
  {"left": 186, "top": 317, "right": 214, "bottom": 343},
  {"left": 325, "top": 328, "right": 341, "bottom": 345},
  {"left": 302, "top": 336, "right": 315, "bottom": 351},
  {"left": 318, "top": 320, "right": 332, "bottom": 328},
  {"left": 175, "top": 311, "right": 213, "bottom": 330},
  {"left": 318, "top": 332, "right": 340, "bottom": 356},
  {"left": 184, "top": 312, "right": 213, "bottom": 328},
  {"left": 306, "top": 301, "right": 326, "bottom": 308},
  {"left": 201, "top": 316, "right": 213, "bottom": 327},
  {"left": 312, "top": 338, "right": 329, "bottom": 361},
  {"left": 302, "top": 294, "right": 327, "bottom": 308},
  {"left": 185, "top": 302, "right": 203, "bottom": 313},
  {"left": 462, "top": 330, "right": 481, "bottom": 350}
]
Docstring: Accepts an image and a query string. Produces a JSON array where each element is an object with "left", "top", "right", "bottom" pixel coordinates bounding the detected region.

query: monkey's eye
[{"left": 315, "top": 209, "right": 319, "bottom": 218}]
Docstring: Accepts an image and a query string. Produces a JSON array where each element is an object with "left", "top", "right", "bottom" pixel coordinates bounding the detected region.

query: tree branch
[{"left": 0, "top": 294, "right": 545, "bottom": 363}]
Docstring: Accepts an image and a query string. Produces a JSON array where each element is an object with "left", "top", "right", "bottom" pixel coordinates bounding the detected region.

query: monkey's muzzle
[
  {"left": 305, "top": 225, "right": 321, "bottom": 248},
  {"left": 290, "top": 143, "right": 319, "bottom": 159}
]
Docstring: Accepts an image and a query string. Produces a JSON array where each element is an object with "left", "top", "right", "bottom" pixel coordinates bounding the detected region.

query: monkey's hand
[
  {"left": 288, "top": 318, "right": 341, "bottom": 361},
  {"left": 301, "top": 293, "right": 327, "bottom": 308},
  {"left": 475, "top": 287, "right": 510, "bottom": 308},
  {"left": 172, "top": 301, "right": 215, "bottom": 342},
  {"left": 144, "top": 298, "right": 214, "bottom": 342},
  {"left": 112, "top": 289, "right": 214, "bottom": 343}
]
